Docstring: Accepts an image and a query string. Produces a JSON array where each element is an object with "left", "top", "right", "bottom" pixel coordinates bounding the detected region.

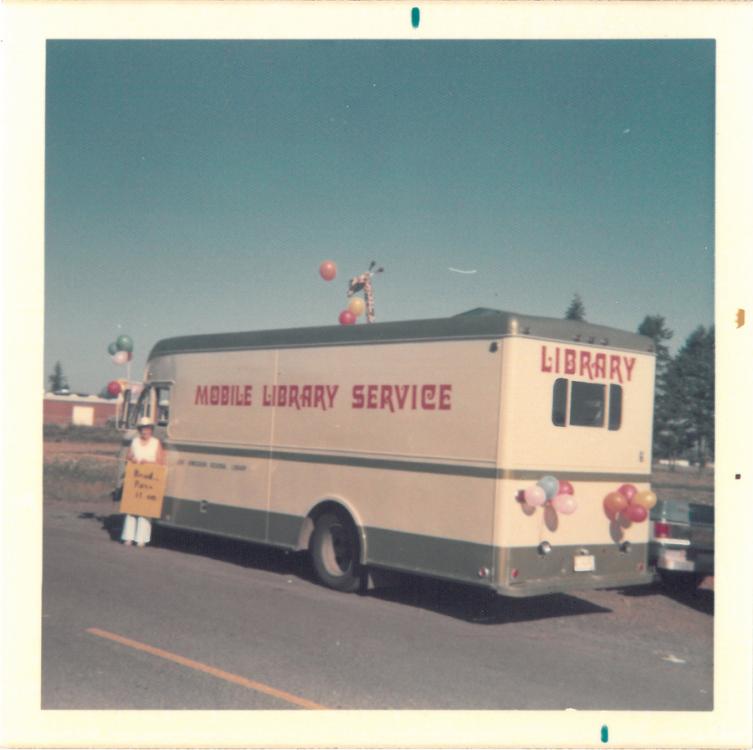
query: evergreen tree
[
  {"left": 658, "top": 326, "right": 715, "bottom": 467},
  {"left": 564, "top": 294, "right": 586, "bottom": 321},
  {"left": 638, "top": 315, "right": 673, "bottom": 372},
  {"left": 48, "top": 361, "right": 68, "bottom": 392},
  {"left": 637, "top": 315, "right": 674, "bottom": 458}
]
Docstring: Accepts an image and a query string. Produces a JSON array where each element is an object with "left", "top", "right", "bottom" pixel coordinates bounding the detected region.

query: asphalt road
[{"left": 42, "top": 501, "right": 713, "bottom": 710}]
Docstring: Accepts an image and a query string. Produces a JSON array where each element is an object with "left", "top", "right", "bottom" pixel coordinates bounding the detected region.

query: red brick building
[{"left": 43, "top": 393, "right": 117, "bottom": 427}]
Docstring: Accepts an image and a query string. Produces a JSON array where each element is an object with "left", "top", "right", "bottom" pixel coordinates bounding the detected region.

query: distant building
[{"left": 43, "top": 392, "right": 117, "bottom": 427}]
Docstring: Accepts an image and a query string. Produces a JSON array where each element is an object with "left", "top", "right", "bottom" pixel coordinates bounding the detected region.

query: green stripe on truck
[{"left": 165, "top": 441, "right": 650, "bottom": 483}]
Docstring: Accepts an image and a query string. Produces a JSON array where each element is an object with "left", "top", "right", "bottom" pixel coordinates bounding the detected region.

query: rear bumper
[
  {"left": 652, "top": 544, "right": 714, "bottom": 575},
  {"left": 495, "top": 542, "right": 650, "bottom": 598},
  {"left": 495, "top": 570, "right": 653, "bottom": 597}
]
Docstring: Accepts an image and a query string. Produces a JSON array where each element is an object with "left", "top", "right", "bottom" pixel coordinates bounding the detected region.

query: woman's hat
[{"left": 136, "top": 416, "right": 155, "bottom": 429}]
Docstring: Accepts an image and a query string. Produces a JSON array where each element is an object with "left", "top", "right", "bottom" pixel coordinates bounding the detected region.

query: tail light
[{"left": 654, "top": 521, "right": 670, "bottom": 538}]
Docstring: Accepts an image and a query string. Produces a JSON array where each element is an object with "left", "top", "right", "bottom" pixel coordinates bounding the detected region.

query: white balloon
[
  {"left": 112, "top": 350, "right": 129, "bottom": 365},
  {"left": 524, "top": 485, "right": 547, "bottom": 507}
]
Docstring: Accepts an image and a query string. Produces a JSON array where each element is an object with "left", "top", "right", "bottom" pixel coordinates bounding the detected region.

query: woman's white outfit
[{"left": 121, "top": 435, "right": 161, "bottom": 546}]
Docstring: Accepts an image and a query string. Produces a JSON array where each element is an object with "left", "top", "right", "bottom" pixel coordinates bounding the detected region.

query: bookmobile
[{"left": 116, "top": 308, "right": 656, "bottom": 597}]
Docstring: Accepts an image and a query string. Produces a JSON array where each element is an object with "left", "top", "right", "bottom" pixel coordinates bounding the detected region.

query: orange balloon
[
  {"left": 603, "top": 491, "right": 628, "bottom": 520},
  {"left": 347, "top": 297, "right": 366, "bottom": 317},
  {"left": 631, "top": 490, "right": 657, "bottom": 510}
]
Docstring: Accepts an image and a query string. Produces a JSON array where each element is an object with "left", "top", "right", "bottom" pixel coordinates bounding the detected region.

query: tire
[{"left": 310, "top": 512, "right": 362, "bottom": 593}]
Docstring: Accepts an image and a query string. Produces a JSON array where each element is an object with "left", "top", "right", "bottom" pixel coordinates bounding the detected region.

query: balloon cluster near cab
[{"left": 107, "top": 334, "right": 134, "bottom": 365}]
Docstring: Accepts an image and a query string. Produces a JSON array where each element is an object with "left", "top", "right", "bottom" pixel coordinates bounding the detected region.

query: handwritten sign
[{"left": 120, "top": 463, "right": 166, "bottom": 519}]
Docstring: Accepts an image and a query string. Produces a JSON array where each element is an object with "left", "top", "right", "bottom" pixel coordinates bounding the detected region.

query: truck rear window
[{"left": 552, "top": 378, "right": 622, "bottom": 430}]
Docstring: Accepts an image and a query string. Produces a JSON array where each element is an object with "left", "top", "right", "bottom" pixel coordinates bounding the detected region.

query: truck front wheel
[{"left": 310, "top": 512, "right": 362, "bottom": 593}]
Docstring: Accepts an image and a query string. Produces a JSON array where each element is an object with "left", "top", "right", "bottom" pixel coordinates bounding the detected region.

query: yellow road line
[{"left": 86, "top": 627, "right": 328, "bottom": 710}]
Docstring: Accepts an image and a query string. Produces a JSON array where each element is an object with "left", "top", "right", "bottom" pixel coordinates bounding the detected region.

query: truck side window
[
  {"left": 552, "top": 378, "right": 567, "bottom": 426},
  {"left": 156, "top": 386, "right": 170, "bottom": 426},
  {"left": 118, "top": 389, "right": 132, "bottom": 429},
  {"left": 570, "top": 382, "right": 605, "bottom": 427},
  {"left": 608, "top": 384, "right": 623, "bottom": 431},
  {"left": 132, "top": 387, "right": 151, "bottom": 427}
]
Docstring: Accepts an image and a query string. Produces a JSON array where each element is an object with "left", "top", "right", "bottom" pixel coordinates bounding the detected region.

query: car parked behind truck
[{"left": 650, "top": 499, "right": 714, "bottom": 589}]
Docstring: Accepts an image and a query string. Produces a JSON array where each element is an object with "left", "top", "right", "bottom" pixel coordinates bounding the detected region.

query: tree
[
  {"left": 657, "top": 326, "right": 715, "bottom": 468},
  {"left": 564, "top": 294, "right": 586, "bottom": 321},
  {"left": 48, "top": 361, "right": 68, "bottom": 392},
  {"left": 638, "top": 315, "right": 674, "bottom": 373},
  {"left": 637, "top": 315, "right": 674, "bottom": 458}
]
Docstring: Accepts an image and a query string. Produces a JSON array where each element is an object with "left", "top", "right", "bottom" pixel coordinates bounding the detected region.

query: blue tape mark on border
[
  {"left": 411, "top": 7, "right": 420, "bottom": 28},
  {"left": 601, "top": 725, "right": 609, "bottom": 743}
]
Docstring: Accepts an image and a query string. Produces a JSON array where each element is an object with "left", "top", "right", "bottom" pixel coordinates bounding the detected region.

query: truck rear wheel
[{"left": 310, "top": 512, "right": 362, "bottom": 593}]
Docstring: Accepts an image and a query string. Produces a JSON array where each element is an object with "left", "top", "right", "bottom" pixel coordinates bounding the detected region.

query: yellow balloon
[
  {"left": 347, "top": 297, "right": 366, "bottom": 317},
  {"left": 632, "top": 490, "right": 657, "bottom": 510}
]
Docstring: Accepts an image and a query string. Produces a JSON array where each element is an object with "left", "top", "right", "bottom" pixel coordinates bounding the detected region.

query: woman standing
[{"left": 121, "top": 416, "right": 165, "bottom": 547}]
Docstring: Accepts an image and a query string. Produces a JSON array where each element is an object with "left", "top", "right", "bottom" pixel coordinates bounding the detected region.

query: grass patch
[
  {"left": 44, "top": 458, "right": 119, "bottom": 503},
  {"left": 43, "top": 423, "right": 123, "bottom": 444}
]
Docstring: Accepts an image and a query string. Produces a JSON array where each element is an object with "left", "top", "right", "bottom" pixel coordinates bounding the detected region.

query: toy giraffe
[{"left": 347, "top": 261, "right": 384, "bottom": 323}]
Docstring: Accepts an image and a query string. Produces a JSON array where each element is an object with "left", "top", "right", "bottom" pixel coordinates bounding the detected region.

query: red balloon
[
  {"left": 558, "top": 479, "right": 574, "bottom": 495},
  {"left": 618, "top": 483, "right": 638, "bottom": 502},
  {"left": 338, "top": 310, "right": 356, "bottom": 325},
  {"left": 625, "top": 504, "right": 648, "bottom": 522},
  {"left": 319, "top": 260, "right": 337, "bottom": 281},
  {"left": 107, "top": 380, "right": 121, "bottom": 396}
]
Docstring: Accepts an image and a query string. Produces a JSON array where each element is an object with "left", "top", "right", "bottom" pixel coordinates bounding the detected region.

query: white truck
[{"left": 117, "top": 308, "right": 656, "bottom": 596}]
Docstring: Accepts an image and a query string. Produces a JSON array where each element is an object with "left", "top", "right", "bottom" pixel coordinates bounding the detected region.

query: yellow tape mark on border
[{"left": 86, "top": 627, "right": 328, "bottom": 710}]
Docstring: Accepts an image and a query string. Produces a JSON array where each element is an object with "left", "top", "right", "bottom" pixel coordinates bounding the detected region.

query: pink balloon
[
  {"left": 552, "top": 493, "right": 577, "bottom": 515},
  {"left": 523, "top": 485, "right": 546, "bottom": 507},
  {"left": 338, "top": 310, "right": 356, "bottom": 326},
  {"left": 319, "top": 260, "right": 337, "bottom": 281},
  {"left": 106, "top": 380, "right": 121, "bottom": 396},
  {"left": 618, "top": 484, "right": 638, "bottom": 502},
  {"left": 112, "top": 350, "right": 129, "bottom": 365},
  {"left": 557, "top": 479, "right": 574, "bottom": 495}
]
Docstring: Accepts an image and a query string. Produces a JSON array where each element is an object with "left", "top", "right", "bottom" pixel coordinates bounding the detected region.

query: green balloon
[
  {"left": 116, "top": 335, "right": 134, "bottom": 353},
  {"left": 107, "top": 342, "right": 118, "bottom": 355}
]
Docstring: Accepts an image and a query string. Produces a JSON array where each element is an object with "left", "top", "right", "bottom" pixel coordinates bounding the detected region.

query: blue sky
[{"left": 45, "top": 40, "right": 714, "bottom": 394}]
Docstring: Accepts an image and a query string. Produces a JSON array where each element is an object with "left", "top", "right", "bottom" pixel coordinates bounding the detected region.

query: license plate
[
  {"left": 663, "top": 549, "right": 687, "bottom": 562},
  {"left": 574, "top": 554, "right": 595, "bottom": 572}
]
